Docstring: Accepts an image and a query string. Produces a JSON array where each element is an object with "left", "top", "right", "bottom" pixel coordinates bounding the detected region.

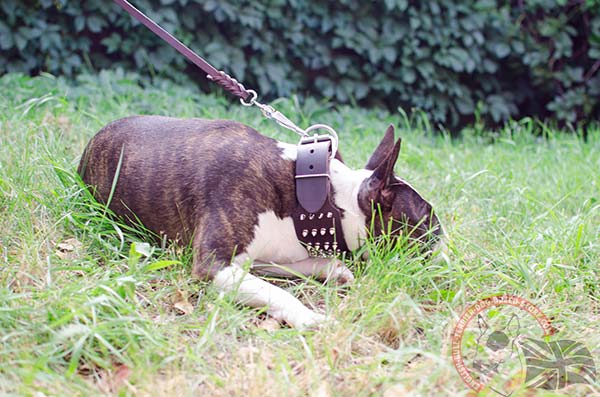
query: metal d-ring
[
  {"left": 240, "top": 89, "right": 258, "bottom": 106},
  {"left": 304, "top": 124, "right": 339, "bottom": 159}
]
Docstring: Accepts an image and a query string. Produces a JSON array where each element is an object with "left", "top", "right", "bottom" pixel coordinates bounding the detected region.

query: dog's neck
[
  {"left": 278, "top": 142, "right": 371, "bottom": 251},
  {"left": 329, "top": 159, "right": 372, "bottom": 251}
]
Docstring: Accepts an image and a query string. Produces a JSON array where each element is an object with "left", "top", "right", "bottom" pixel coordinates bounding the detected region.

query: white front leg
[{"left": 213, "top": 265, "right": 325, "bottom": 329}]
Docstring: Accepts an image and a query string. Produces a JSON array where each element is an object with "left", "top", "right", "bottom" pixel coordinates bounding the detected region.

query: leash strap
[
  {"left": 113, "top": 0, "right": 317, "bottom": 141},
  {"left": 114, "top": 0, "right": 250, "bottom": 100},
  {"left": 112, "top": 0, "right": 344, "bottom": 151}
]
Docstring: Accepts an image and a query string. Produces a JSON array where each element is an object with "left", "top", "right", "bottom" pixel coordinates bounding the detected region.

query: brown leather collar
[{"left": 293, "top": 136, "right": 349, "bottom": 256}]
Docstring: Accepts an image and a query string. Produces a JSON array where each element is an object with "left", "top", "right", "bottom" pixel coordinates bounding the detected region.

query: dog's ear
[
  {"left": 365, "top": 124, "right": 395, "bottom": 170},
  {"left": 358, "top": 137, "right": 401, "bottom": 210},
  {"left": 371, "top": 137, "right": 401, "bottom": 188}
]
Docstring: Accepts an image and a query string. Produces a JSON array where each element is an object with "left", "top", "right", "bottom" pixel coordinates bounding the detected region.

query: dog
[{"left": 78, "top": 116, "right": 444, "bottom": 328}]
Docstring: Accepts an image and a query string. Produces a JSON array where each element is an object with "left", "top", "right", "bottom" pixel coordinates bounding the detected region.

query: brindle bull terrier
[{"left": 78, "top": 116, "right": 444, "bottom": 329}]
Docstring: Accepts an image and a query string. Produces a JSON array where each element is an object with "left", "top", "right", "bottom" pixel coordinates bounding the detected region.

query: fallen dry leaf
[
  {"left": 56, "top": 238, "right": 81, "bottom": 252},
  {"left": 173, "top": 289, "right": 194, "bottom": 315},
  {"left": 173, "top": 300, "right": 194, "bottom": 315},
  {"left": 331, "top": 347, "right": 340, "bottom": 365},
  {"left": 257, "top": 317, "right": 281, "bottom": 332},
  {"left": 113, "top": 364, "right": 132, "bottom": 386},
  {"left": 55, "top": 238, "right": 82, "bottom": 260},
  {"left": 97, "top": 363, "right": 133, "bottom": 394}
]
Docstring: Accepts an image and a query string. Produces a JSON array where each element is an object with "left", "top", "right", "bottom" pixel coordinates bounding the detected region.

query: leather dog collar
[{"left": 293, "top": 135, "right": 349, "bottom": 256}]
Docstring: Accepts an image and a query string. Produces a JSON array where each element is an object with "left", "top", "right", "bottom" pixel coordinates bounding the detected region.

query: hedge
[{"left": 1, "top": 0, "right": 599, "bottom": 129}]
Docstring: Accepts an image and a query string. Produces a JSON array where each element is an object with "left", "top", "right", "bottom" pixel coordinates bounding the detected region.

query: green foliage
[{"left": 1, "top": 0, "right": 599, "bottom": 128}]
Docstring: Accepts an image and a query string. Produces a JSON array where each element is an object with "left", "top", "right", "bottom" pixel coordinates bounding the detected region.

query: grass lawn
[{"left": 1, "top": 71, "right": 599, "bottom": 396}]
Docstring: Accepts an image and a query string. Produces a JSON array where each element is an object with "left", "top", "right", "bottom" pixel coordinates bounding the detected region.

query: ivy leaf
[
  {"left": 0, "top": 30, "right": 13, "bottom": 50},
  {"left": 492, "top": 42, "right": 511, "bottom": 58},
  {"left": 74, "top": 15, "right": 85, "bottom": 32},
  {"left": 482, "top": 59, "right": 497, "bottom": 73},
  {"left": 86, "top": 16, "right": 105, "bottom": 33},
  {"left": 101, "top": 33, "right": 121, "bottom": 53},
  {"left": 14, "top": 33, "right": 26, "bottom": 50},
  {"left": 382, "top": 47, "right": 397, "bottom": 63},
  {"left": 402, "top": 69, "right": 416, "bottom": 84},
  {"left": 456, "top": 94, "right": 475, "bottom": 115}
]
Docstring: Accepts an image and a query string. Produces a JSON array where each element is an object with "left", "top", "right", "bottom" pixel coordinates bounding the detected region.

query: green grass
[{"left": 1, "top": 71, "right": 599, "bottom": 396}]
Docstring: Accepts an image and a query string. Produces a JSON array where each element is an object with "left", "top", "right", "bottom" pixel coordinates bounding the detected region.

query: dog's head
[{"left": 357, "top": 125, "right": 443, "bottom": 252}]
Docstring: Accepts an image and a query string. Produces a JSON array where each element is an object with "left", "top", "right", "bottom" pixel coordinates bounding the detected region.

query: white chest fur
[
  {"left": 329, "top": 160, "right": 372, "bottom": 251},
  {"left": 235, "top": 211, "right": 309, "bottom": 265}
]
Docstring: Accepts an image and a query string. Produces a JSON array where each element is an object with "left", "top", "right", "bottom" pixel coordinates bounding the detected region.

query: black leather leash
[
  {"left": 113, "top": 0, "right": 313, "bottom": 140},
  {"left": 113, "top": 0, "right": 250, "bottom": 101},
  {"left": 113, "top": 0, "right": 350, "bottom": 256}
]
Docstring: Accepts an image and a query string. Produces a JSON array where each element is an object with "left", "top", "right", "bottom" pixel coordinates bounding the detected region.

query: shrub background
[{"left": 1, "top": 0, "right": 599, "bottom": 129}]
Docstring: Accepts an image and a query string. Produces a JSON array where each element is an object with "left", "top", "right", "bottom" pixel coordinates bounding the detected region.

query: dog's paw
[
  {"left": 329, "top": 265, "right": 355, "bottom": 285},
  {"left": 292, "top": 309, "right": 327, "bottom": 330},
  {"left": 268, "top": 305, "right": 327, "bottom": 330},
  {"left": 323, "top": 260, "right": 355, "bottom": 285},
  {"left": 274, "top": 307, "right": 326, "bottom": 330}
]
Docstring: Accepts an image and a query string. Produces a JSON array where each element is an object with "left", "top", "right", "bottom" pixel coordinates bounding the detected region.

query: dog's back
[{"left": 78, "top": 115, "right": 296, "bottom": 247}]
